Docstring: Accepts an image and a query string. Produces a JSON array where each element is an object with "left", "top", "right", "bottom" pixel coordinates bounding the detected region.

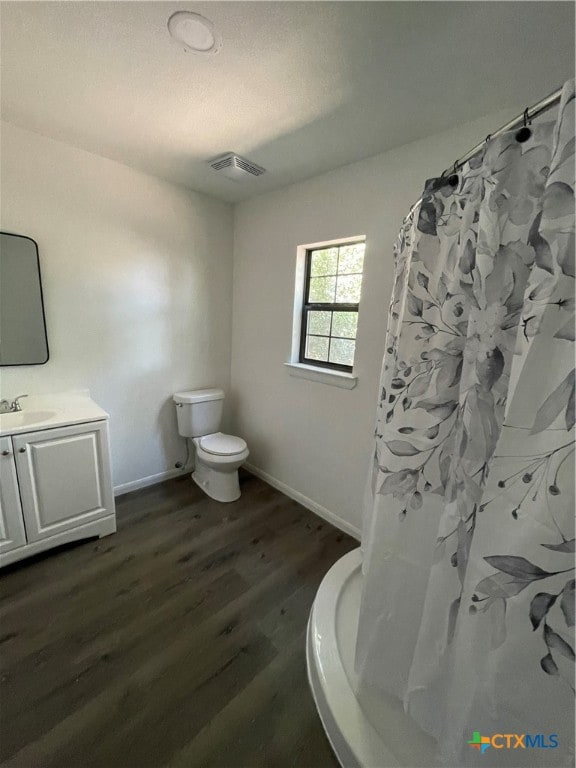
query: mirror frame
[{"left": 0, "top": 231, "right": 50, "bottom": 366}]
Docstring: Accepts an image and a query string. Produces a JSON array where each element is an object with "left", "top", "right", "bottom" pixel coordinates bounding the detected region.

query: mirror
[{"left": 0, "top": 232, "right": 49, "bottom": 366}]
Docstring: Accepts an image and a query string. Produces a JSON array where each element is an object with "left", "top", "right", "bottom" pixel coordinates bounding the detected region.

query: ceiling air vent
[{"left": 209, "top": 153, "right": 266, "bottom": 181}]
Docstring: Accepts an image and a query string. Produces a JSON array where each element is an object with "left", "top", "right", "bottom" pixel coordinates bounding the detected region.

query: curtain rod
[{"left": 404, "top": 85, "right": 564, "bottom": 221}]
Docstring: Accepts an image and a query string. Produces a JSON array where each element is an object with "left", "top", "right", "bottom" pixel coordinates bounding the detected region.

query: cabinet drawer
[{"left": 13, "top": 421, "right": 114, "bottom": 542}]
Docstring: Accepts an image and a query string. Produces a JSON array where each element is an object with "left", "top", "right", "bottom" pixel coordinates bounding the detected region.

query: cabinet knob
[
  {"left": 19, "top": 447, "right": 26, "bottom": 453},
  {"left": 1, "top": 450, "right": 11, "bottom": 456}
]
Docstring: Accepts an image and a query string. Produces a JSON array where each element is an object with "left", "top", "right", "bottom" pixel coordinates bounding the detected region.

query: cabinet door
[
  {"left": 0, "top": 436, "right": 27, "bottom": 553},
  {"left": 13, "top": 421, "right": 114, "bottom": 543}
]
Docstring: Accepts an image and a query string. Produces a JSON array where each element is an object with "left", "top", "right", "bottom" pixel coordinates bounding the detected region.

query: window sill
[{"left": 284, "top": 362, "right": 358, "bottom": 389}]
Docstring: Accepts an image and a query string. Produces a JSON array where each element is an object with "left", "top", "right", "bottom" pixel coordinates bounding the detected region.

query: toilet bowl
[
  {"left": 173, "top": 389, "right": 249, "bottom": 503},
  {"left": 192, "top": 432, "right": 249, "bottom": 502}
]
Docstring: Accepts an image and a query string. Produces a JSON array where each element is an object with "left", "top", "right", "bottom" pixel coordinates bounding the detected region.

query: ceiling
[{"left": 1, "top": 1, "right": 574, "bottom": 203}]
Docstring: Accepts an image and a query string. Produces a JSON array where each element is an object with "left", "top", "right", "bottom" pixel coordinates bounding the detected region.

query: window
[{"left": 299, "top": 240, "right": 365, "bottom": 372}]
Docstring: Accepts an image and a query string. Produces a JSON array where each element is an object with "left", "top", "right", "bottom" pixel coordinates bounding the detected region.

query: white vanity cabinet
[{"left": 0, "top": 395, "right": 116, "bottom": 567}]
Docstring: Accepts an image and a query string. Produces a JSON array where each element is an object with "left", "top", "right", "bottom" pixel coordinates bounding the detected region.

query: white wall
[
  {"left": 230, "top": 108, "right": 518, "bottom": 537},
  {"left": 0, "top": 121, "right": 234, "bottom": 492},
  {"left": 0, "top": 108, "right": 525, "bottom": 525}
]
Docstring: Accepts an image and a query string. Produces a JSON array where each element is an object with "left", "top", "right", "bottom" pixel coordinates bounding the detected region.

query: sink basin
[{"left": 0, "top": 409, "right": 58, "bottom": 431}]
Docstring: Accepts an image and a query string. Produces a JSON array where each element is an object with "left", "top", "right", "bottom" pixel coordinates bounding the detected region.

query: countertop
[{"left": 0, "top": 390, "right": 109, "bottom": 437}]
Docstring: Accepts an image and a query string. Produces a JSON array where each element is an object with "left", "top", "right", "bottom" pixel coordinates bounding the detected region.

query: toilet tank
[{"left": 173, "top": 388, "right": 224, "bottom": 437}]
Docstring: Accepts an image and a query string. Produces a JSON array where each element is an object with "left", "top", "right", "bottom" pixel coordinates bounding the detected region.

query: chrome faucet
[
  {"left": 12, "top": 395, "right": 28, "bottom": 412},
  {"left": 0, "top": 395, "right": 28, "bottom": 413}
]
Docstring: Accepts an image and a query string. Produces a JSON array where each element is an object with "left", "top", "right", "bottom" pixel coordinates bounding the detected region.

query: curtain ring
[
  {"left": 516, "top": 108, "right": 532, "bottom": 143},
  {"left": 447, "top": 160, "right": 459, "bottom": 188}
]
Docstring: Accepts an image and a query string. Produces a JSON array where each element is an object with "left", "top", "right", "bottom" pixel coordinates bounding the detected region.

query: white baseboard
[
  {"left": 244, "top": 462, "right": 361, "bottom": 541},
  {"left": 114, "top": 465, "right": 193, "bottom": 497}
]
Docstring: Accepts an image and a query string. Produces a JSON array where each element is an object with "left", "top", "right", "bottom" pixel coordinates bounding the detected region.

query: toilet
[{"left": 173, "top": 388, "right": 249, "bottom": 503}]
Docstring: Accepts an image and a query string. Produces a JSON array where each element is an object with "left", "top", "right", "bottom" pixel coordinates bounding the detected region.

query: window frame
[{"left": 298, "top": 239, "right": 365, "bottom": 373}]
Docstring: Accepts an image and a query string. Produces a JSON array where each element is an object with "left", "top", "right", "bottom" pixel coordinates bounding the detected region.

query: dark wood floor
[{"left": 0, "top": 471, "right": 357, "bottom": 768}]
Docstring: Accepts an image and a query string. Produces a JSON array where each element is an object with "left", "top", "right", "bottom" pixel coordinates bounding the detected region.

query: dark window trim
[{"left": 299, "top": 241, "right": 364, "bottom": 373}]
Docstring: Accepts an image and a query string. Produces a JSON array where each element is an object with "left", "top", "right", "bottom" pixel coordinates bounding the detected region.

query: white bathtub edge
[{"left": 306, "top": 548, "right": 402, "bottom": 768}]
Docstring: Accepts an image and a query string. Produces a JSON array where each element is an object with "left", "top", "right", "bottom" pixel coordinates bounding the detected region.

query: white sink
[{"left": 0, "top": 409, "right": 58, "bottom": 430}]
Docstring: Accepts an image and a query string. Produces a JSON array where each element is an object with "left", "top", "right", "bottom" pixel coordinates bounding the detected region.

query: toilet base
[{"left": 192, "top": 464, "right": 241, "bottom": 503}]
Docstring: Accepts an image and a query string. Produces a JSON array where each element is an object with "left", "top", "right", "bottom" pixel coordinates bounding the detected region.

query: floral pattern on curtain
[{"left": 357, "top": 79, "right": 574, "bottom": 766}]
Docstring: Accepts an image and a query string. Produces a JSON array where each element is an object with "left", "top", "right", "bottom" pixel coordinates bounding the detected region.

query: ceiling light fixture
[{"left": 167, "top": 11, "right": 222, "bottom": 56}]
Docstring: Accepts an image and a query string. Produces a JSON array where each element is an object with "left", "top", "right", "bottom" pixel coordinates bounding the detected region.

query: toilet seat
[{"left": 199, "top": 432, "right": 247, "bottom": 456}]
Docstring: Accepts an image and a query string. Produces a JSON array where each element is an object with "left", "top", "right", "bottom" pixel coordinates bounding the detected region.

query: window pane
[
  {"left": 335, "top": 274, "right": 362, "bottom": 303},
  {"left": 329, "top": 338, "right": 355, "bottom": 366},
  {"left": 310, "top": 248, "right": 338, "bottom": 276},
  {"left": 332, "top": 311, "right": 357, "bottom": 339},
  {"left": 338, "top": 244, "right": 365, "bottom": 274},
  {"left": 308, "top": 310, "right": 331, "bottom": 336},
  {"left": 309, "top": 276, "right": 336, "bottom": 303},
  {"left": 306, "top": 335, "right": 329, "bottom": 361}
]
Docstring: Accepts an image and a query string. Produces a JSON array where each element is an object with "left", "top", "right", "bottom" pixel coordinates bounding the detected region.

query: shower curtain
[{"left": 356, "top": 79, "right": 575, "bottom": 767}]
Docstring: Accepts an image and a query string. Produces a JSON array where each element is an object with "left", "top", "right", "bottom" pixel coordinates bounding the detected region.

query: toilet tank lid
[{"left": 173, "top": 388, "right": 224, "bottom": 404}]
